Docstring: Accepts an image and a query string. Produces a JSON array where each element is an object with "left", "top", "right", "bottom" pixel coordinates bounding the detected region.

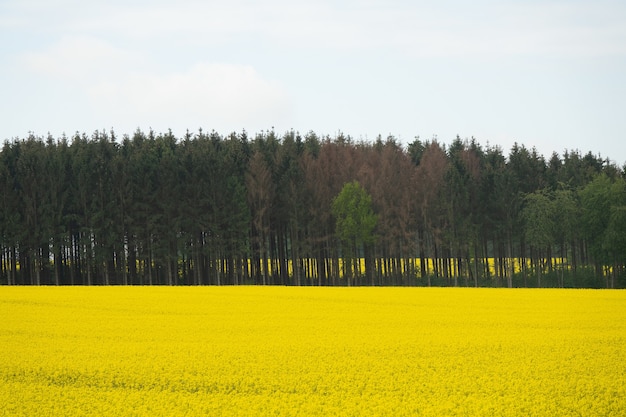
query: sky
[{"left": 1, "top": 0, "right": 626, "bottom": 163}]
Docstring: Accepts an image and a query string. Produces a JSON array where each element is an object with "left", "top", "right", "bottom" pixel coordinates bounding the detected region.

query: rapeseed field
[{"left": 1, "top": 287, "right": 624, "bottom": 416}]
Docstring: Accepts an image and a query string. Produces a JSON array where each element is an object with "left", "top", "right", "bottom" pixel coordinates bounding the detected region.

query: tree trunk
[
  {"left": 10, "top": 246, "right": 17, "bottom": 286},
  {"left": 536, "top": 250, "right": 541, "bottom": 288},
  {"left": 506, "top": 238, "right": 513, "bottom": 288},
  {"left": 54, "top": 244, "right": 62, "bottom": 286}
]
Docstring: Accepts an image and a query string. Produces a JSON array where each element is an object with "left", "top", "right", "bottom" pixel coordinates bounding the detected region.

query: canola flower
[{"left": 0, "top": 287, "right": 624, "bottom": 416}]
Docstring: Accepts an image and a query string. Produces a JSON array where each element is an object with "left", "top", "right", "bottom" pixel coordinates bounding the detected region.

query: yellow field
[{"left": 0, "top": 287, "right": 624, "bottom": 416}]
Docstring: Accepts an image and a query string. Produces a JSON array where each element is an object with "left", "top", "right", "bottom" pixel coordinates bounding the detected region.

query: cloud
[
  {"left": 349, "top": 1, "right": 626, "bottom": 59},
  {"left": 18, "top": 35, "right": 292, "bottom": 134},
  {"left": 19, "top": 35, "right": 136, "bottom": 82},
  {"left": 88, "top": 63, "right": 292, "bottom": 133},
  {"left": 11, "top": 1, "right": 626, "bottom": 60}
]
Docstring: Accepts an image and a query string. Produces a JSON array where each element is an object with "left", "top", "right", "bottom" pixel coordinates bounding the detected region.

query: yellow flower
[{"left": 0, "top": 287, "right": 624, "bottom": 416}]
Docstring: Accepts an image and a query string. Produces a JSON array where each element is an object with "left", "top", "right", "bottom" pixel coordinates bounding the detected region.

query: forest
[{"left": 1, "top": 129, "right": 625, "bottom": 288}]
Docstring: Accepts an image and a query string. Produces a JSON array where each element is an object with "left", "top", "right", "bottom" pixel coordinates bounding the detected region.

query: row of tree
[{"left": 1, "top": 129, "right": 625, "bottom": 287}]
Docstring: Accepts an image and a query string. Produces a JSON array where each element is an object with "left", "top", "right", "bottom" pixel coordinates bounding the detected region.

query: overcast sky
[{"left": 2, "top": 0, "right": 625, "bottom": 163}]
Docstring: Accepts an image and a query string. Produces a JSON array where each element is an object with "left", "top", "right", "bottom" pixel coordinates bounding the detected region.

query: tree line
[{"left": 1, "top": 129, "right": 625, "bottom": 287}]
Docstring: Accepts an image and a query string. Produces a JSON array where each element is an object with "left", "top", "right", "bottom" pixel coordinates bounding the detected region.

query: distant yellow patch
[{"left": 1, "top": 287, "right": 624, "bottom": 416}]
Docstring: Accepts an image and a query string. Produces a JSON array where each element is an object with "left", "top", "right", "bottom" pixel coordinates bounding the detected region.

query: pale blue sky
[{"left": 2, "top": 0, "right": 625, "bottom": 163}]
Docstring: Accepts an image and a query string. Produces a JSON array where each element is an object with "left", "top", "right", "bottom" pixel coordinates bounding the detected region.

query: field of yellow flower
[{"left": 1, "top": 287, "right": 624, "bottom": 416}]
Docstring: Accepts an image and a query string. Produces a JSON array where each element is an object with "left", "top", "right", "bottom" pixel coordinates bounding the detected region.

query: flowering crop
[{"left": 1, "top": 287, "right": 624, "bottom": 416}]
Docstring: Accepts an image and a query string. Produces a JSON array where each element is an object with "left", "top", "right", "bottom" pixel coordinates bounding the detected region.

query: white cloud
[
  {"left": 19, "top": 35, "right": 137, "bottom": 82},
  {"left": 10, "top": 1, "right": 626, "bottom": 59},
  {"left": 358, "top": 1, "right": 626, "bottom": 59},
  {"left": 88, "top": 63, "right": 292, "bottom": 133},
  {"left": 4, "top": 0, "right": 626, "bottom": 162},
  {"left": 18, "top": 35, "right": 292, "bottom": 135}
]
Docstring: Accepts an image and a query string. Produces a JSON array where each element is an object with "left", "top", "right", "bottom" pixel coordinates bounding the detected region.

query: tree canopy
[
  {"left": 332, "top": 181, "right": 377, "bottom": 250},
  {"left": 1, "top": 129, "right": 625, "bottom": 287}
]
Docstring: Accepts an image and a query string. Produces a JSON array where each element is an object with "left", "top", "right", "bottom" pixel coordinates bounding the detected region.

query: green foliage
[
  {"left": 579, "top": 174, "right": 618, "bottom": 264},
  {"left": 331, "top": 181, "right": 378, "bottom": 250},
  {"left": 552, "top": 187, "right": 580, "bottom": 244},
  {"left": 604, "top": 206, "right": 626, "bottom": 263},
  {"left": 0, "top": 129, "right": 624, "bottom": 287},
  {"left": 602, "top": 179, "right": 626, "bottom": 264},
  {"left": 522, "top": 190, "right": 555, "bottom": 250}
]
